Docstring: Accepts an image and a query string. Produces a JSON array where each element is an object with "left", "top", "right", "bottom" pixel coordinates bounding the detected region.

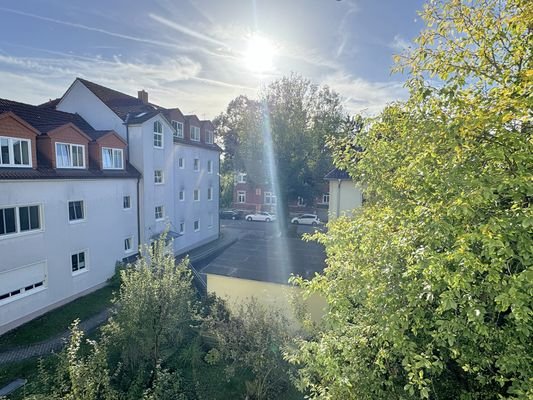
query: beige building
[{"left": 325, "top": 168, "right": 363, "bottom": 219}]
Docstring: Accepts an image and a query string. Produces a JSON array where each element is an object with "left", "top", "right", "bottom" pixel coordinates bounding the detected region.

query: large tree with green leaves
[
  {"left": 289, "top": 0, "right": 532, "bottom": 399},
  {"left": 214, "top": 74, "right": 347, "bottom": 219}
]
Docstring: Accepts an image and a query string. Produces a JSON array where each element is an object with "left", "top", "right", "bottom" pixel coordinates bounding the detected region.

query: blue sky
[{"left": 0, "top": 0, "right": 425, "bottom": 118}]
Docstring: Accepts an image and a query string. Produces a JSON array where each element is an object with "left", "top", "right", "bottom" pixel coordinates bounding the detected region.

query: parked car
[
  {"left": 219, "top": 210, "right": 242, "bottom": 220},
  {"left": 245, "top": 212, "right": 276, "bottom": 222},
  {"left": 291, "top": 214, "right": 321, "bottom": 225}
]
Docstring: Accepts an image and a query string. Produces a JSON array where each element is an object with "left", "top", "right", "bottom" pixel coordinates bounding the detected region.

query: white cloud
[
  {"left": 390, "top": 34, "right": 413, "bottom": 52},
  {"left": 323, "top": 72, "right": 408, "bottom": 116}
]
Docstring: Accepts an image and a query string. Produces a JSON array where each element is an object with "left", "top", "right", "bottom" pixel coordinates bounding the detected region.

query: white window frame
[
  {"left": 124, "top": 236, "right": 134, "bottom": 254},
  {"left": 179, "top": 221, "right": 185, "bottom": 234},
  {"left": 68, "top": 200, "right": 85, "bottom": 223},
  {"left": 0, "top": 136, "right": 32, "bottom": 168},
  {"left": 178, "top": 157, "right": 184, "bottom": 169},
  {"left": 56, "top": 142, "right": 85, "bottom": 169},
  {"left": 153, "top": 121, "right": 163, "bottom": 148},
  {"left": 193, "top": 189, "right": 200, "bottom": 201},
  {"left": 102, "top": 147, "right": 123, "bottom": 170},
  {"left": 0, "top": 204, "right": 43, "bottom": 239},
  {"left": 237, "top": 173, "right": 246, "bottom": 183},
  {"left": 154, "top": 169, "right": 164, "bottom": 184},
  {"left": 155, "top": 205, "right": 164, "bottom": 221},
  {"left": 322, "top": 193, "right": 330, "bottom": 204},
  {"left": 190, "top": 126, "right": 200, "bottom": 141},
  {"left": 179, "top": 190, "right": 185, "bottom": 201},
  {"left": 265, "top": 192, "right": 277, "bottom": 205},
  {"left": 207, "top": 187, "right": 213, "bottom": 201},
  {"left": 193, "top": 158, "right": 200, "bottom": 171},
  {"left": 194, "top": 219, "right": 200, "bottom": 232},
  {"left": 123, "top": 196, "right": 131, "bottom": 210},
  {"left": 208, "top": 213, "right": 214, "bottom": 229},
  {"left": 207, "top": 160, "right": 213, "bottom": 174},
  {"left": 172, "top": 121, "right": 184, "bottom": 138},
  {"left": 71, "top": 250, "right": 88, "bottom": 275},
  {"left": 237, "top": 190, "right": 246, "bottom": 203},
  {"left": 206, "top": 130, "right": 214, "bottom": 144},
  {"left": 297, "top": 196, "right": 305, "bottom": 206}
]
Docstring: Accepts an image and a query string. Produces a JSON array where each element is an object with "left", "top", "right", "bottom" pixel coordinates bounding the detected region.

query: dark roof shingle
[{"left": 324, "top": 168, "right": 352, "bottom": 181}]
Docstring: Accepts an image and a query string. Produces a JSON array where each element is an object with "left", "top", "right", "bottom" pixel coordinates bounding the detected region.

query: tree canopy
[{"left": 289, "top": 0, "right": 532, "bottom": 398}]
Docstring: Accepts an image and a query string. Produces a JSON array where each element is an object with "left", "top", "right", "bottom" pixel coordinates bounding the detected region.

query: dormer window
[
  {"left": 190, "top": 126, "right": 200, "bottom": 141},
  {"left": 102, "top": 147, "right": 123, "bottom": 169},
  {"left": 153, "top": 121, "right": 163, "bottom": 148},
  {"left": 56, "top": 143, "right": 85, "bottom": 168},
  {"left": 206, "top": 130, "right": 214, "bottom": 144},
  {"left": 0, "top": 136, "right": 31, "bottom": 167},
  {"left": 172, "top": 121, "right": 184, "bottom": 138}
]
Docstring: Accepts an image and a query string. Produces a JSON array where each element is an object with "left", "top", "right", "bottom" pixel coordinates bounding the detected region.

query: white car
[
  {"left": 245, "top": 212, "right": 276, "bottom": 222},
  {"left": 291, "top": 214, "right": 321, "bottom": 226}
]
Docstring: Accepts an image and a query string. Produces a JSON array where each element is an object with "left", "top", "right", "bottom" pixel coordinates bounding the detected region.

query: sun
[{"left": 244, "top": 34, "right": 275, "bottom": 73}]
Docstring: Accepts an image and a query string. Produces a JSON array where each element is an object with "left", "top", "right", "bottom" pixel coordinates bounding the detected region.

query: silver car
[
  {"left": 291, "top": 214, "right": 321, "bottom": 225},
  {"left": 245, "top": 212, "right": 276, "bottom": 222}
]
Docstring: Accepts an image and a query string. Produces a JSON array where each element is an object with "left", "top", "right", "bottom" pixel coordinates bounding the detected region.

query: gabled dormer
[
  {"left": 200, "top": 120, "right": 215, "bottom": 145},
  {"left": 37, "top": 123, "right": 91, "bottom": 169},
  {"left": 165, "top": 108, "right": 185, "bottom": 139},
  {"left": 0, "top": 112, "right": 39, "bottom": 169},
  {"left": 88, "top": 131, "right": 127, "bottom": 170},
  {"left": 185, "top": 115, "right": 201, "bottom": 142}
]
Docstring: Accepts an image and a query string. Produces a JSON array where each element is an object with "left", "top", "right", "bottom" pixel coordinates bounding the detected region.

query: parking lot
[{"left": 220, "top": 217, "right": 323, "bottom": 238}]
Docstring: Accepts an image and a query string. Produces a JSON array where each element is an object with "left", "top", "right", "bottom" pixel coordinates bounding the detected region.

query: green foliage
[
  {"left": 203, "top": 298, "right": 295, "bottom": 400},
  {"left": 214, "top": 74, "right": 347, "bottom": 215},
  {"left": 290, "top": 0, "right": 532, "bottom": 399}
]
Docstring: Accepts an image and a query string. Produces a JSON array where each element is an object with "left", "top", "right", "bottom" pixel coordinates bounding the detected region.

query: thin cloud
[
  {"left": 191, "top": 76, "right": 255, "bottom": 91},
  {"left": 149, "top": 13, "right": 228, "bottom": 48}
]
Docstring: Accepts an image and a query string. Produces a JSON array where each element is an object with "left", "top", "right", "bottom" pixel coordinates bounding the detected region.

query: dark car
[{"left": 219, "top": 210, "right": 242, "bottom": 220}]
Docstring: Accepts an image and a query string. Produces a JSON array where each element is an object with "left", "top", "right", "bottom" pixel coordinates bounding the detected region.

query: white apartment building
[
  {"left": 0, "top": 79, "right": 220, "bottom": 333},
  {"left": 0, "top": 101, "right": 139, "bottom": 333}
]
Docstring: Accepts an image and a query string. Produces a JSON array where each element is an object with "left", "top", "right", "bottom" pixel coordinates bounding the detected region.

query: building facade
[
  {"left": 324, "top": 168, "right": 364, "bottom": 219},
  {"left": 1, "top": 78, "right": 220, "bottom": 333}
]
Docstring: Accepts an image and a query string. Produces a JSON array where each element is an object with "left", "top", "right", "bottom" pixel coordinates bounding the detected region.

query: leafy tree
[
  {"left": 203, "top": 298, "right": 295, "bottom": 400},
  {"left": 289, "top": 0, "right": 532, "bottom": 399},
  {"left": 214, "top": 74, "right": 347, "bottom": 221}
]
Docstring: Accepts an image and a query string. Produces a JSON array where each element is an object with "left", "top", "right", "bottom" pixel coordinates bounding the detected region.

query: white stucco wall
[
  {"left": 57, "top": 80, "right": 127, "bottom": 138},
  {"left": 173, "top": 144, "right": 220, "bottom": 254},
  {"left": 328, "top": 179, "right": 363, "bottom": 219},
  {"left": 0, "top": 178, "right": 138, "bottom": 333}
]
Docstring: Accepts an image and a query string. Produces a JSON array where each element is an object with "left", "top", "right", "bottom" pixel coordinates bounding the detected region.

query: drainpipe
[
  {"left": 136, "top": 174, "right": 142, "bottom": 251},
  {"left": 336, "top": 179, "right": 341, "bottom": 218}
]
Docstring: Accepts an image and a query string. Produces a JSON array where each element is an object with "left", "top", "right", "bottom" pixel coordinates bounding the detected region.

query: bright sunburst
[{"left": 244, "top": 34, "right": 275, "bottom": 73}]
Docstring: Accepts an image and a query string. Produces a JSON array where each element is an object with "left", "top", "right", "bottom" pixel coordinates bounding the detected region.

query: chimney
[{"left": 138, "top": 90, "right": 148, "bottom": 104}]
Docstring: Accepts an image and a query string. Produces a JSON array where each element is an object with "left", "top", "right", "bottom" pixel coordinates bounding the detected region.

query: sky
[{"left": 0, "top": 0, "right": 426, "bottom": 119}]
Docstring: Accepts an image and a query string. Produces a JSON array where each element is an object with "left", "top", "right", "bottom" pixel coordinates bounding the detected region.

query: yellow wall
[
  {"left": 328, "top": 179, "right": 363, "bottom": 219},
  {"left": 206, "top": 273, "right": 327, "bottom": 325}
]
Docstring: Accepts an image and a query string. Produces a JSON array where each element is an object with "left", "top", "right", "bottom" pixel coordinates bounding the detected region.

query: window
[
  {"left": 179, "top": 222, "right": 185, "bottom": 234},
  {"left": 207, "top": 187, "right": 213, "bottom": 201},
  {"left": 154, "top": 170, "right": 164, "bottom": 184},
  {"left": 123, "top": 196, "right": 131, "bottom": 209},
  {"left": 153, "top": 121, "right": 163, "bottom": 148},
  {"left": 0, "top": 262, "right": 46, "bottom": 304},
  {"left": 322, "top": 193, "right": 330, "bottom": 204},
  {"left": 237, "top": 191, "right": 246, "bottom": 203},
  {"left": 207, "top": 160, "right": 213, "bottom": 173},
  {"left": 124, "top": 237, "right": 133, "bottom": 253},
  {"left": 172, "top": 121, "right": 184, "bottom": 138},
  {"left": 102, "top": 147, "right": 123, "bottom": 169},
  {"left": 194, "top": 219, "right": 200, "bottom": 231},
  {"left": 71, "top": 251, "right": 86, "bottom": 274},
  {"left": 297, "top": 196, "right": 305, "bottom": 206},
  {"left": 193, "top": 189, "right": 200, "bottom": 201},
  {"left": 155, "top": 206, "right": 164, "bottom": 221},
  {"left": 265, "top": 192, "right": 277, "bottom": 205},
  {"left": 0, "top": 205, "right": 41, "bottom": 237},
  {"left": 237, "top": 173, "right": 246, "bottom": 183},
  {"left": 206, "top": 130, "right": 214, "bottom": 144},
  {"left": 68, "top": 201, "right": 84, "bottom": 222},
  {"left": 190, "top": 126, "right": 200, "bottom": 141},
  {"left": 179, "top": 190, "right": 185, "bottom": 201},
  {"left": 0, "top": 136, "right": 31, "bottom": 167},
  {"left": 56, "top": 143, "right": 85, "bottom": 168},
  {"left": 208, "top": 213, "right": 214, "bottom": 229},
  {"left": 178, "top": 157, "right": 184, "bottom": 168},
  {"left": 193, "top": 158, "right": 199, "bottom": 171}
]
